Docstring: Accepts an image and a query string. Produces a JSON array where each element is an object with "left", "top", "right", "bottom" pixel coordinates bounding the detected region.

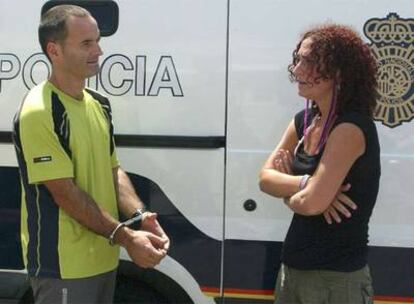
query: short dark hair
[
  {"left": 288, "top": 24, "right": 378, "bottom": 116},
  {"left": 38, "top": 5, "right": 91, "bottom": 61}
]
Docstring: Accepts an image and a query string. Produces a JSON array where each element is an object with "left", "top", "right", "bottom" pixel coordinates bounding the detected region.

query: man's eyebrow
[
  {"left": 81, "top": 36, "right": 100, "bottom": 44},
  {"left": 81, "top": 39, "right": 92, "bottom": 45}
]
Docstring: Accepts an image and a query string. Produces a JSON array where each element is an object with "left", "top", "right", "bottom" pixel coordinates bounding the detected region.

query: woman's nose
[{"left": 293, "top": 62, "right": 302, "bottom": 78}]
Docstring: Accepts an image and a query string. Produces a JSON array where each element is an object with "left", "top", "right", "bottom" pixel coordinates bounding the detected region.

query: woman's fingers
[
  {"left": 323, "top": 207, "right": 341, "bottom": 224},
  {"left": 332, "top": 200, "right": 352, "bottom": 218},
  {"left": 323, "top": 210, "right": 333, "bottom": 224},
  {"left": 328, "top": 206, "right": 342, "bottom": 223},
  {"left": 283, "top": 150, "right": 293, "bottom": 174},
  {"left": 325, "top": 189, "right": 358, "bottom": 225},
  {"left": 340, "top": 183, "right": 351, "bottom": 192},
  {"left": 336, "top": 193, "right": 357, "bottom": 210},
  {"left": 273, "top": 149, "right": 293, "bottom": 174}
]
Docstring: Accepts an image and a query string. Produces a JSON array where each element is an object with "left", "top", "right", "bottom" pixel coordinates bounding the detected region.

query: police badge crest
[{"left": 364, "top": 13, "right": 414, "bottom": 128}]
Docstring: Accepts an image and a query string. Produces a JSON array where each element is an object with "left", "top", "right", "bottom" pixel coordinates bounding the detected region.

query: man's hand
[
  {"left": 123, "top": 229, "right": 168, "bottom": 268},
  {"left": 112, "top": 167, "right": 170, "bottom": 265},
  {"left": 323, "top": 183, "right": 357, "bottom": 224},
  {"left": 141, "top": 212, "right": 170, "bottom": 252}
]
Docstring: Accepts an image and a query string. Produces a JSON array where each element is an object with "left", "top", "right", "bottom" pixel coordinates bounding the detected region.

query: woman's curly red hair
[{"left": 289, "top": 24, "right": 378, "bottom": 116}]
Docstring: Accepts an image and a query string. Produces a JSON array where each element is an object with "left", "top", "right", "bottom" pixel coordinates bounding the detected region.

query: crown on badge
[{"left": 364, "top": 13, "right": 414, "bottom": 45}]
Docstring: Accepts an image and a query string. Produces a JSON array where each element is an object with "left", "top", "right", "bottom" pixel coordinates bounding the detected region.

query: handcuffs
[{"left": 108, "top": 208, "right": 146, "bottom": 246}]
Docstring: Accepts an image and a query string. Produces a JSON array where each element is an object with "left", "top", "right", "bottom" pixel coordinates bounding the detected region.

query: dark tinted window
[{"left": 41, "top": 0, "right": 119, "bottom": 37}]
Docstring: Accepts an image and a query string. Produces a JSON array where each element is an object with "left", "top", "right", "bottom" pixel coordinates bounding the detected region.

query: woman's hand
[
  {"left": 323, "top": 183, "right": 357, "bottom": 224},
  {"left": 274, "top": 149, "right": 294, "bottom": 206},
  {"left": 273, "top": 149, "right": 293, "bottom": 174}
]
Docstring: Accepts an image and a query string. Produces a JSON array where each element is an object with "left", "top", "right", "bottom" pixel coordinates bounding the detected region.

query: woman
[{"left": 259, "top": 24, "right": 380, "bottom": 303}]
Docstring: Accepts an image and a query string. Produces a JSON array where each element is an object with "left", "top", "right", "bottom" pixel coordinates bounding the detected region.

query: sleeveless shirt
[{"left": 281, "top": 109, "right": 381, "bottom": 271}]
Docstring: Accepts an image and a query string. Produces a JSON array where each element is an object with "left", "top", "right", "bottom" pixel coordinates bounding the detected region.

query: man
[{"left": 12, "top": 5, "right": 169, "bottom": 303}]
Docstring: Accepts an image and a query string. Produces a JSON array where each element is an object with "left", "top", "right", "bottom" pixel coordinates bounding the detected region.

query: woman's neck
[{"left": 314, "top": 86, "right": 335, "bottom": 121}]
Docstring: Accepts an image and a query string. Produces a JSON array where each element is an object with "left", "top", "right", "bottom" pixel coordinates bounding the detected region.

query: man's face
[{"left": 55, "top": 15, "right": 103, "bottom": 79}]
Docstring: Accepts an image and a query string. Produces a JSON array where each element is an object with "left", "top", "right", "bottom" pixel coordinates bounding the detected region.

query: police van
[{"left": 0, "top": 0, "right": 413, "bottom": 303}]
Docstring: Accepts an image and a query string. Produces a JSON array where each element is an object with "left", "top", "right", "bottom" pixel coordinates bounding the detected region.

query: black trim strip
[
  {"left": 1, "top": 131, "right": 225, "bottom": 149},
  {"left": 0, "top": 132, "right": 12, "bottom": 143},
  {"left": 114, "top": 134, "right": 225, "bottom": 149}
]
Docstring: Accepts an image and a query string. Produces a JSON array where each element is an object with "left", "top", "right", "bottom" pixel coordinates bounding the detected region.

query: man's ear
[{"left": 46, "top": 41, "right": 60, "bottom": 61}]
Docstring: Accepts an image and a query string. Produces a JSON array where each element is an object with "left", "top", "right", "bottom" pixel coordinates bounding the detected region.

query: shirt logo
[
  {"left": 33, "top": 156, "right": 52, "bottom": 163},
  {"left": 364, "top": 13, "right": 414, "bottom": 128}
]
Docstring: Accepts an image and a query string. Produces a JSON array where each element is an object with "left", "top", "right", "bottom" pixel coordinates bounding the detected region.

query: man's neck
[{"left": 49, "top": 72, "right": 85, "bottom": 101}]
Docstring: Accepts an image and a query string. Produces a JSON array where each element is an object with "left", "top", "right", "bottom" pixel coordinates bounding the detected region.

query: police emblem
[{"left": 364, "top": 13, "right": 414, "bottom": 128}]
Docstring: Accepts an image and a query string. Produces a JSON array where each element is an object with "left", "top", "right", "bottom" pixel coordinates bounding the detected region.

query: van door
[
  {"left": 224, "top": 0, "right": 414, "bottom": 302},
  {"left": 106, "top": 1, "right": 227, "bottom": 302}
]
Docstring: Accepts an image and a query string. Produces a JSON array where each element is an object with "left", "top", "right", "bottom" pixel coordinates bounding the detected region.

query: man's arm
[
  {"left": 44, "top": 178, "right": 118, "bottom": 237},
  {"left": 44, "top": 177, "right": 167, "bottom": 268},
  {"left": 112, "top": 166, "right": 145, "bottom": 218},
  {"left": 112, "top": 166, "right": 170, "bottom": 252}
]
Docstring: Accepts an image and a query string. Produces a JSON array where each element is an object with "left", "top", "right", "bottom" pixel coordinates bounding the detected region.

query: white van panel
[
  {"left": 0, "top": 1, "right": 41, "bottom": 131},
  {"left": 117, "top": 147, "right": 224, "bottom": 241},
  {"left": 102, "top": 0, "right": 227, "bottom": 136},
  {"left": 0, "top": 145, "right": 17, "bottom": 166}
]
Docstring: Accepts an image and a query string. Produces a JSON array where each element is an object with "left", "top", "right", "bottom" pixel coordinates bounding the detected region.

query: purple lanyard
[{"left": 302, "top": 80, "right": 337, "bottom": 153}]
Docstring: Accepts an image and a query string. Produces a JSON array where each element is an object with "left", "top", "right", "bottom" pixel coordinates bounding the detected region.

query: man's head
[
  {"left": 39, "top": 5, "right": 103, "bottom": 80},
  {"left": 39, "top": 5, "right": 90, "bottom": 61}
]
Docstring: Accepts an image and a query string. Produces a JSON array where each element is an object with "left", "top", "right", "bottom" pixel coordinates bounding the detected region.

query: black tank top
[{"left": 281, "top": 109, "right": 381, "bottom": 271}]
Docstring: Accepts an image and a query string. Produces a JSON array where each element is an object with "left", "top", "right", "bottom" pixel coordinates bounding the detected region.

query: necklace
[{"left": 307, "top": 114, "right": 322, "bottom": 130}]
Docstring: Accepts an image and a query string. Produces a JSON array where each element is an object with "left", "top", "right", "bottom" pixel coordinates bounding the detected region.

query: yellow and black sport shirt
[{"left": 13, "top": 81, "right": 120, "bottom": 279}]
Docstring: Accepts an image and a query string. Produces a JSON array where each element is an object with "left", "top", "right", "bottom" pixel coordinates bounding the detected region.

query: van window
[{"left": 41, "top": 0, "right": 119, "bottom": 37}]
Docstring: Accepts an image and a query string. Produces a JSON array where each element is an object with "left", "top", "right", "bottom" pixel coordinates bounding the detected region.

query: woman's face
[{"left": 293, "top": 38, "right": 334, "bottom": 103}]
